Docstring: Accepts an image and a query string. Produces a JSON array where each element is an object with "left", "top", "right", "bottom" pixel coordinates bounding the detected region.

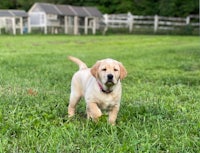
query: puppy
[{"left": 68, "top": 56, "right": 127, "bottom": 125}]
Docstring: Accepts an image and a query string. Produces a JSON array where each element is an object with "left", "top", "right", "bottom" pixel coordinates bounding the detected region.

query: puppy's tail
[{"left": 68, "top": 56, "right": 88, "bottom": 70}]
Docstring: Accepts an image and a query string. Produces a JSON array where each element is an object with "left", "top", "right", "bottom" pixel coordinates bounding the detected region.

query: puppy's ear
[
  {"left": 118, "top": 62, "right": 127, "bottom": 80},
  {"left": 91, "top": 61, "right": 101, "bottom": 78}
]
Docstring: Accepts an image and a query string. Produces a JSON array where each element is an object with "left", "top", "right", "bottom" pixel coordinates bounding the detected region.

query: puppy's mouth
[
  {"left": 105, "top": 80, "right": 115, "bottom": 87},
  {"left": 103, "top": 74, "right": 116, "bottom": 88}
]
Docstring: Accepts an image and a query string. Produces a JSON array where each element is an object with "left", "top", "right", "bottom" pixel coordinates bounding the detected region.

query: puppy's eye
[
  {"left": 102, "top": 68, "right": 107, "bottom": 71},
  {"left": 114, "top": 68, "right": 118, "bottom": 71}
]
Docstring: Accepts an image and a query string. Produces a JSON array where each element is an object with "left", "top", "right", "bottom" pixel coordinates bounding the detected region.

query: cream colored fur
[{"left": 68, "top": 56, "right": 127, "bottom": 125}]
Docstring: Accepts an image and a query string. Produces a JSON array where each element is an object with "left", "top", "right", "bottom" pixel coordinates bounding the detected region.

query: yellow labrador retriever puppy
[{"left": 68, "top": 56, "right": 127, "bottom": 125}]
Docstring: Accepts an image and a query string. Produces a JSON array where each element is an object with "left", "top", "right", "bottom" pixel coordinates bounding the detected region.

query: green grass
[{"left": 0, "top": 35, "right": 200, "bottom": 152}]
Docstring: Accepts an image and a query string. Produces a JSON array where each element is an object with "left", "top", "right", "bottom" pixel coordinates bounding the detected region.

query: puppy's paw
[{"left": 68, "top": 107, "right": 75, "bottom": 117}]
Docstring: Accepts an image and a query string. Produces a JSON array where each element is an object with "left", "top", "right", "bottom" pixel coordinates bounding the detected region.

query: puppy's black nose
[{"left": 107, "top": 74, "right": 113, "bottom": 80}]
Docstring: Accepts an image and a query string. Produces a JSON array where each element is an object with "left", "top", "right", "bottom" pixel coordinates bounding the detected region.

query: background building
[{"left": 28, "top": 3, "right": 102, "bottom": 35}]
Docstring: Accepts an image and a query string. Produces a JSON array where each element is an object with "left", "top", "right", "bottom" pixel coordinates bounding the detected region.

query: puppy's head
[{"left": 91, "top": 59, "right": 127, "bottom": 90}]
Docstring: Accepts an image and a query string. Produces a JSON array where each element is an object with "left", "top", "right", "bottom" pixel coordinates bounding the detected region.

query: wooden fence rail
[{"left": 103, "top": 13, "right": 199, "bottom": 33}]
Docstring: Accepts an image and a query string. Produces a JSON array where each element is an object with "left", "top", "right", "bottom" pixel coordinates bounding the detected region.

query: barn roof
[
  {"left": 71, "top": 6, "right": 89, "bottom": 17},
  {"left": 36, "top": 3, "right": 62, "bottom": 15},
  {"left": 30, "top": 3, "right": 102, "bottom": 17},
  {"left": 84, "top": 7, "right": 102, "bottom": 17},
  {"left": 56, "top": 5, "right": 76, "bottom": 16},
  {"left": 0, "top": 10, "right": 28, "bottom": 17}
]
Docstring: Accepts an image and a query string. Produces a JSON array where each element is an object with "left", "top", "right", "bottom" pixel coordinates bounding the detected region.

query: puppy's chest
[{"left": 96, "top": 94, "right": 119, "bottom": 111}]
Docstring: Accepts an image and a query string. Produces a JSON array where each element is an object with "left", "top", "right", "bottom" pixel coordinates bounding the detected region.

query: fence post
[
  {"left": 0, "top": 19, "right": 2, "bottom": 34},
  {"left": 128, "top": 12, "right": 133, "bottom": 33},
  {"left": 154, "top": 15, "right": 159, "bottom": 33},
  {"left": 74, "top": 16, "right": 78, "bottom": 35},
  {"left": 103, "top": 14, "right": 108, "bottom": 35},
  {"left": 44, "top": 14, "right": 47, "bottom": 34},
  {"left": 12, "top": 17, "right": 16, "bottom": 35},
  {"left": 64, "top": 16, "right": 68, "bottom": 34},
  {"left": 186, "top": 16, "right": 190, "bottom": 24},
  {"left": 27, "top": 16, "right": 31, "bottom": 33},
  {"left": 20, "top": 17, "right": 23, "bottom": 34},
  {"left": 84, "top": 17, "right": 88, "bottom": 34},
  {"left": 92, "top": 17, "right": 97, "bottom": 34}
]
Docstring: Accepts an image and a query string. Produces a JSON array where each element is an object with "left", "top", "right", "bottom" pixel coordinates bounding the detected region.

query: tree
[
  {"left": 158, "top": 0, "right": 199, "bottom": 17},
  {"left": 0, "top": 0, "right": 198, "bottom": 16}
]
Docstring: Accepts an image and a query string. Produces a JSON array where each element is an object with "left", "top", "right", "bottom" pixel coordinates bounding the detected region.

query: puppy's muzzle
[
  {"left": 106, "top": 74, "right": 114, "bottom": 86},
  {"left": 107, "top": 74, "right": 113, "bottom": 81}
]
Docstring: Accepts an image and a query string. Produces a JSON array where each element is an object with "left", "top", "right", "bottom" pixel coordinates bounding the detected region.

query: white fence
[{"left": 103, "top": 13, "right": 200, "bottom": 33}]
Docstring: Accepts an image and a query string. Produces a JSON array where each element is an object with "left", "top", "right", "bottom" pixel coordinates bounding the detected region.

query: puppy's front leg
[
  {"left": 108, "top": 105, "right": 120, "bottom": 125},
  {"left": 87, "top": 102, "right": 102, "bottom": 122}
]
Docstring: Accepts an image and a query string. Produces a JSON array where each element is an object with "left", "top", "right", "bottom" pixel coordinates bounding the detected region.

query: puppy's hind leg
[
  {"left": 68, "top": 75, "right": 82, "bottom": 117},
  {"left": 68, "top": 93, "right": 81, "bottom": 117}
]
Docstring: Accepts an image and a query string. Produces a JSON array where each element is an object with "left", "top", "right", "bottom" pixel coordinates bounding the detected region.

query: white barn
[
  {"left": 0, "top": 10, "right": 28, "bottom": 35},
  {"left": 28, "top": 3, "right": 102, "bottom": 35}
]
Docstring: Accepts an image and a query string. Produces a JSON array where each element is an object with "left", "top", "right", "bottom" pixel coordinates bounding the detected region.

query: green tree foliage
[
  {"left": 158, "top": 0, "right": 199, "bottom": 17},
  {"left": 0, "top": 0, "right": 198, "bottom": 17}
]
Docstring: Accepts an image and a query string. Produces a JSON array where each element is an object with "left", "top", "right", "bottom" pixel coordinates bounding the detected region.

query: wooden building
[
  {"left": 0, "top": 10, "right": 28, "bottom": 35},
  {"left": 28, "top": 3, "right": 102, "bottom": 35}
]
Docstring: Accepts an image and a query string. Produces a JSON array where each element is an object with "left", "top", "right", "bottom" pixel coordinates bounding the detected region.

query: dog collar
[{"left": 97, "top": 82, "right": 113, "bottom": 94}]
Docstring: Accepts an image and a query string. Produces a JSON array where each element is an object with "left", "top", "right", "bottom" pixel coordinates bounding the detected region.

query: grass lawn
[{"left": 0, "top": 35, "right": 200, "bottom": 152}]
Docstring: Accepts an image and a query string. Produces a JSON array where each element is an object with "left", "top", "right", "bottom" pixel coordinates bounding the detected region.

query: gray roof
[
  {"left": 56, "top": 5, "right": 76, "bottom": 16},
  {"left": 84, "top": 7, "right": 102, "bottom": 17},
  {"left": 37, "top": 3, "right": 62, "bottom": 15},
  {"left": 32, "top": 3, "right": 102, "bottom": 17},
  {"left": 0, "top": 10, "right": 28, "bottom": 17},
  {"left": 71, "top": 6, "right": 89, "bottom": 17}
]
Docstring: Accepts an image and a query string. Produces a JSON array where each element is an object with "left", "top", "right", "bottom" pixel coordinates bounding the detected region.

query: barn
[
  {"left": 0, "top": 9, "right": 28, "bottom": 35},
  {"left": 28, "top": 3, "right": 102, "bottom": 35}
]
